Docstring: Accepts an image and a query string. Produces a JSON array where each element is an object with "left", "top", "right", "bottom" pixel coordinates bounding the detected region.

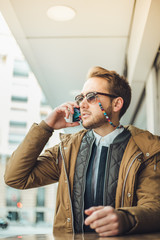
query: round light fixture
[{"left": 47, "top": 5, "right": 76, "bottom": 22}]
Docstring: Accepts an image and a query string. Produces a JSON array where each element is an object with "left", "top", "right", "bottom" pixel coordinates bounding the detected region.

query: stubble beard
[{"left": 82, "top": 105, "right": 112, "bottom": 130}]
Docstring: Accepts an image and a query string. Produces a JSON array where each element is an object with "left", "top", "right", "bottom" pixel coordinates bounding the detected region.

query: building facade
[{"left": 0, "top": 13, "right": 59, "bottom": 226}]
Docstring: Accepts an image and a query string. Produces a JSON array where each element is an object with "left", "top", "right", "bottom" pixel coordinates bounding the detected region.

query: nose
[{"left": 79, "top": 96, "right": 89, "bottom": 109}]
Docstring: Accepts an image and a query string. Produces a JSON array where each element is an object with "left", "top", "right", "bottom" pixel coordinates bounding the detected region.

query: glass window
[
  {"left": 6, "top": 187, "right": 21, "bottom": 221},
  {"left": 155, "top": 48, "right": 160, "bottom": 134},
  {"left": 36, "top": 212, "right": 44, "bottom": 223},
  {"left": 11, "top": 107, "right": 27, "bottom": 112},
  {"left": 132, "top": 93, "right": 147, "bottom": 130},
  {"left": 8, "top": 133, "right": 25, "bottom": 144},
  {"left": 11, "top": 96, "right": 28, "bottom": 102},
  {"left": 9, "top": 121, "right": 27, "bottom": 128},
  {"left": 13, "top": 59, "right": 30, "bottom": 77},
  {"left": 40, "top": 113, "right": 47, "bottom": 120},
  {"left": 41, "top": 93, "right": 49, "bottom": 106},
  {"left": 36, "top": 187, "right": 45, "bottom": 223},
  {"left": 36, "top": 188, "right": 45, "bottom": 207}
]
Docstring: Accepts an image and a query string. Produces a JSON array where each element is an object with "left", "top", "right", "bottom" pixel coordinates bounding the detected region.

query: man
[{"left": 4, "top": 66, "right": 160, "bottom": 236}]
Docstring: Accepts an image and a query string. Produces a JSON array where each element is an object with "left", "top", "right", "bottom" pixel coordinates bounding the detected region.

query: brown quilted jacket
[{"left": 4, "top": 121, "right": 160, "bottom": 234}]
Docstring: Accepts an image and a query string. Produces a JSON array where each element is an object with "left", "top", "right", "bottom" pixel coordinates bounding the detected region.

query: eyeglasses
[{"left": 75, "top": 91, "right": 118, "bottom": 106}]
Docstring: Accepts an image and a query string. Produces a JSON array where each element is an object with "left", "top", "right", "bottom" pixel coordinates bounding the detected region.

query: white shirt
[{"left": 92, "top": 127, "right": 124, "bottom": 199}]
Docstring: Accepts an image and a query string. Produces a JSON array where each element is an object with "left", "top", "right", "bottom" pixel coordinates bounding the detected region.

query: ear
[{"left": 112, "top": 97, "right": 124, "bottom": 113}]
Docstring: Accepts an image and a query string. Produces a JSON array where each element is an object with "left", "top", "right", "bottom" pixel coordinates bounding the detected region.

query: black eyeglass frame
[{"left": 75, "top": 91, "right": 119, "bottom": 105}]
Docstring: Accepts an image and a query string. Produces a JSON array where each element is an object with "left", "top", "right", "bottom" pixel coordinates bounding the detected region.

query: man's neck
[{"left": 93, "top": 124, "right": 116, "bottom": 136}]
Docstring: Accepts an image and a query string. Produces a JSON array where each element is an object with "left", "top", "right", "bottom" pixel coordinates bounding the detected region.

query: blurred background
[
  {"left": 0, "top": 11, "right": 60, "bottom": 237},
  {"left": 0, "top": 0, "right": 160, "bottom": 237}
]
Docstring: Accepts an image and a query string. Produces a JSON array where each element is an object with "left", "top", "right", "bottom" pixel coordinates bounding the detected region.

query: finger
[
  {"left": 56, "top": 103, "right": 78, "bottom": 116},
  {"left": 85, "top": 206, "right": 114, "bottom": 225},
  {"left": 90, "top": 216, "right": 110, "bottom": 229},
  {"left": 85, "top": 210, "right": 105, "bottom": 225},
  {"left": 56, "top": 105, "right": 72, "bottom": 119},
  {"left": 98, "top": 228, "right": 119, "bottom": 237},
  {"left": 65, "top": 109, "right": 70, "bottom": 119},
  {"left": 96, "top": 223, "right": 119, "bottom": 235},
  {"left": 90, "top": 212, "right": 118, "bottom": 230},
  {"left": 60, "top": 108, "right": 70, "bottom": 119},
  {"left": 85, "top": 206, "right": 104, "bottom": 215},
  {"left": 94, "top": 219, "right": 119, "bottom": 232},
  {"left": 62, "top": 102, "right": 79, "bottom": 114},
  {"left": 56, "top": 106, "right": 68, "bottom": 114},
  {"left": 65, "top": 122, "right": 80, "bottom": 128}
]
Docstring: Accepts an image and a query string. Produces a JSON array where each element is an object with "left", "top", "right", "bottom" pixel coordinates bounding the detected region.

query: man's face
[{"left": 79, "top": 77, "right": 113, "bottom": 130}]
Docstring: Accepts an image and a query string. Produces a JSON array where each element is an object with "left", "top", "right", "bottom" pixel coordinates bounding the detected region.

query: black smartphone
[{"left": 73, "top": 107, "right": 81, "bottom": 122}]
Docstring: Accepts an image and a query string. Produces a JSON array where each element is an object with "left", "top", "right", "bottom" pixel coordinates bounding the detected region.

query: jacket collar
[
  {"left": 125, "top": 125, "right": 160, "bottom": 159},
  {"left": 59, "top": 125, "right": 160, "bottom": 159}
]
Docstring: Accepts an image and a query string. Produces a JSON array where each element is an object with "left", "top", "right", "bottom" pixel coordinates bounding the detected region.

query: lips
[{"left": 81, "top": 111, "right": 91, "bottom": 118}]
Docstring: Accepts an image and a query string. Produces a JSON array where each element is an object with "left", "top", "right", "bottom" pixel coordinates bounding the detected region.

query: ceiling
[{"left": 0, "top": 0, "right": 160, "bottom": 126}]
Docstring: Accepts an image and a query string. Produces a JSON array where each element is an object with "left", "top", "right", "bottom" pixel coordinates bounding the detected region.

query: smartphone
[
  {"left": 73, "top": 107, "right": 81, "bottom": 122},
  {"left": 67, "top": 107, "right": 81, "bottom": 123}
]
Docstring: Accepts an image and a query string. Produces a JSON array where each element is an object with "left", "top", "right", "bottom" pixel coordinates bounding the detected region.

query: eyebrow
[{"left": 79, "top": 91, "right": 119, "bottom": 98}]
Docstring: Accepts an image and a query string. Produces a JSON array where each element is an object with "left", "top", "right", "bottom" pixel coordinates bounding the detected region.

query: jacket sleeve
[
  {"left": 117, "top": 155, "right": 160, "bottom": 234},
  {"left": 4, "top": 120, "right": 60, "bottom": 189}
]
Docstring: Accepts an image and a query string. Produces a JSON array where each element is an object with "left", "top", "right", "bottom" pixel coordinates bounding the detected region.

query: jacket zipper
[
  {"left": 60, "top": 144, "right": 75, "bottom": 234},
  {"left": 121, "top": 152, "right": 142, "bottom": 207},
  {"left": 81, "top": 138, "right": 95, "bottom": 233}
]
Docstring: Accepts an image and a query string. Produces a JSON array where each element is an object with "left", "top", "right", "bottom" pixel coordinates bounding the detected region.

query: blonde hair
[{"left": 87, "top": 66, "right": 131, "bottom": 118}]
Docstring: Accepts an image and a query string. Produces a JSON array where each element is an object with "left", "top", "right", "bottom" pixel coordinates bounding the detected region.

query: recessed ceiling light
[{"left": 47, "top": 6, "right": 76, "bottom": 22}]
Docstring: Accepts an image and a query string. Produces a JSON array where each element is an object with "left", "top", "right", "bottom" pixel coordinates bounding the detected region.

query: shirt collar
[{"left": 93, "top": 127, "right": 124, "bottom": 147}]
